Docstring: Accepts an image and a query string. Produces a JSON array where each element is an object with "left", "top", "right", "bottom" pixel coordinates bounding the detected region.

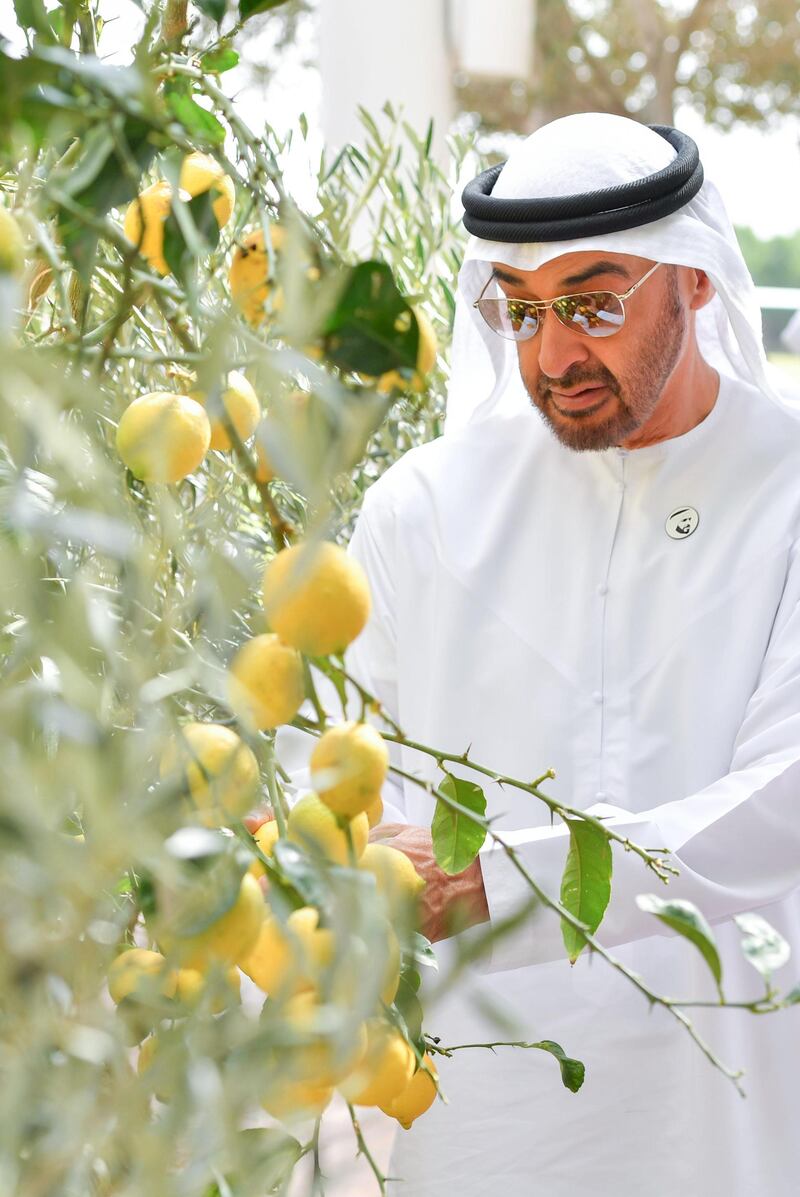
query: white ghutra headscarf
[{"left": 445, "top": 113, "right": 784, "bottom": 438}]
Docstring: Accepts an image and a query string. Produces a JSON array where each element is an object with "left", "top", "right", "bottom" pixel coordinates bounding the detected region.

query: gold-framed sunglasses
[{"left": 473, "top": 261, "right": 663, "bottom": 341}]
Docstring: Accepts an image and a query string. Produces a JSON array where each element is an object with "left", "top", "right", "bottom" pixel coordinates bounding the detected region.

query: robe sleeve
[
  {"left": 273, "top": 493, "right": 408, "bottom": 823},
  {"left": 478, "top": 533, "right": 800, "bottom": 973}
]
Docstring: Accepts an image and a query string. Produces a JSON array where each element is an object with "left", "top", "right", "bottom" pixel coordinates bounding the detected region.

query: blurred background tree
[{"left": 458, "top": 0, "right": 800, "bottom": 135}]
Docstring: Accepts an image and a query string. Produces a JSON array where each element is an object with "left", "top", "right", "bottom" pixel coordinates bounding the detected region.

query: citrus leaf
[
  {"left": 240, "top": 0, "right": 291, "bottom": 17},
  {"left": 431, "top": 773, "right": 486, "bottom": 875},
  {"left": 531, "top": 1040, "right": 585, "bottom": 1093},
  {"left": 560, "top": 817, "right": 613, "bottom": 963},
  {"left": 166, "top": 92, "right": 225, "bottom": 146},
  {"left": 195, "top": 0, "right": 227, "bottom": 22},
  {"left": 322, "top": 260, "right": 417, "bottom": 376},
  {"left": 636, "top": 894, "right": 724, "bottom": 996},
  {"left": 199, "top": 46, "right": 239, "bottom": 73},
  {"left": 393, "top": 973, "right": 425, "bottom": 1057},
  {"left": 735, "top": 912, "right": 791, "bottom": 981}
]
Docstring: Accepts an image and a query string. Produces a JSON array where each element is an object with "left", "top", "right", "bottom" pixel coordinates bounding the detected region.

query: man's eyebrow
[{"left": 491, "top": 260, "right": 632, "bottom": 290}]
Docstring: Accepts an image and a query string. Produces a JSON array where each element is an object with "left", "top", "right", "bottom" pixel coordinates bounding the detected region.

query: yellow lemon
[
  {"left": 228, "top": 632, "right": 306, "bottom": 731},
  {"left": 123, "top": 180, "right": 173, "bottom": 275},
  {"left": 249, "top": 818, "right": 280, "bottom": 878},
  {"left": 0, "top": 208, "right": 24, "bottom": 275},
  {"left": 359, "top": 843, "right": 425, "bottom": 908},
  {"left": 262, "top": 541, "right": 371, "bottom": 657},
  {"left": 261, "top": 1077, "right": 333, "bottom": 1122},
  {"left": 107, "top": 948, "right": 177, "bottom": 1005},
  {"left": 240, "top": 906, "right": 334, "bottom": 996},
  {"left": 280, "top": 990, "right": 368, "bottom": 1087},
  {"left": 175, "top": 964, "right": 241, "bottom": 1012},
  {"left": 116, "top": 391, "right": 210, "bottom": 484},
  {"left": 338, "top": 1019, "right": 416, "bottom": 1107},
  {"left": 160, "top": 722, "right": 260, "bottom": 827},
  {"left": 287, "top": 792, "right": 369, "bottom": 866},
  {"left": 380, "top": 1053, "right": 438, "bottom": 1128},
  {"left": 191, "top": 371, "right": 261, "bottom": 452},
  {"left": 377, "top": 307, "right": 438, "bottom": 393},
  {"left": 366, "top": 795, "right": 384, "bottom": 829},
  {"left": 179, "top": 151, "right": 236, "bottom": 227},
  {"left": 229, "top": 225, "right": 286, "bottom": 326},
  {"left": 165, "top": 872, "right": 264, "bottom": 970},
  {"left": 310, "top": 720, "right": 389, "bottom": 818}
]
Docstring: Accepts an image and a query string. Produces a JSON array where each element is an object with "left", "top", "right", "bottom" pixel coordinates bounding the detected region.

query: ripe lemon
[
  {"left": 287, "top": 792, "right": 369, "bottom": 866},
  {"left": 0, "top": 208, "right": 24, "bottom": 275},
  {"left": 310, "top": 720, "right": 389, "bottom": 818},
  {"left": 179, "top": 151, "right": 236, "bottom": 227},
  {"left": 116, "top": 391, "right": 211, "bottom": 484},
  {"left": 190, "top": 370, "right": 261, "bottom": 452},
  {"left": 280, "top": 990, "right": 368, "bottom": 1087},
  {"left": 338, "top": 1018, "right": 416, "bottom": 1107},
  {"left": 380, "top": 1053, "right": 438, "bottom": 1128},
  {"left": 107, "top": 948, "right": 177, "bottom": 1005},
  {"left": 123, "top": 155, "right": 235, "bottom": 275},
  {"left": 366, "top": 795, "right": 384, "bottom": 829},
  {"left": 123, "top": 180, "right": 173, "bottom": 275},
  {"left": 240, "top": 906, "right": 334, "bottom": 996},
  {"left": 160, "top": 722, "right": 260, "bottom": 827},
  {"left": 229, "top": 225, "right": 286, "bottom": 326},
  {"left": 377, "top": 307, "right": 438, "bottom": 393},
  {"left": 175, "top": 964, "right": 241, "bottom": 1012},
  {"left": 164, "top": 872, "right": 264, "bottom": 970},
  {"left": 261, "top": 1078, "right": 333, "bottom": 1122},
  {"left": 262, "top": 541, "right": 371, "bottom": 657},
  {"left": 228, "top": 633, "right": 305, "bottom": 731},
  {"left": 249, "top": 818, "right": 280, "bottom": 879},
  {"left": 359, "top": 843, "right": 425, "bottom": 908}
]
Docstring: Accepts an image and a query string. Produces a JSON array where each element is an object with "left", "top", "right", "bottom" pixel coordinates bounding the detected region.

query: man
[{"left": 282, "top": 113, "right": 800, "bottom": 1194}]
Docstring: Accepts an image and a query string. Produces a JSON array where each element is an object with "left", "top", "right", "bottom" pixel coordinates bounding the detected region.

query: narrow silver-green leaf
[
  {"left": 431, "top": 774, "right": 486, "bottom": 875},
  {"left": 637, "top": 894, "right": 724, "bottom": 996},
  {"left": 560, "top": 817, "right": 613, "bottom": 964}
]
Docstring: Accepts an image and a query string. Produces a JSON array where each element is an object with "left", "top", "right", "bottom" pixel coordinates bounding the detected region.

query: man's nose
[{"left": 533, "top": 310, "right": 592, "bottom": 379}]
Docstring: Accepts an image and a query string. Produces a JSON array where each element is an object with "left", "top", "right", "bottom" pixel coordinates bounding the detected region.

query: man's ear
[{"left": 689, "top": 268, "right": 716, "bottom": 312}]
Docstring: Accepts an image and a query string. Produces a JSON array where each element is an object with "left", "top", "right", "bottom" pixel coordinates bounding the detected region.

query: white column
[{"left": 318, "top": 0, "right": 455, "bottom": 167}]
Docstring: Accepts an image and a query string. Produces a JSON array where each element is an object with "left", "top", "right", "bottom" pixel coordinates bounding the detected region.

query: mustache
[{"left": 538, "top": 369, "right": 619, "bottom": 398}]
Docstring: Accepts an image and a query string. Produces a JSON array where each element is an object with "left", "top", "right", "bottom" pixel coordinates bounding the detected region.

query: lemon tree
[{"left": 2, "top": 3, "right": 770, "bottom": 1196}]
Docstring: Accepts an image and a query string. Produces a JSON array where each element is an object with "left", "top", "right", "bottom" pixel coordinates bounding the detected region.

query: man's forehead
[{"left": 490, "top": 251, "right": 651, "bottom": 289}]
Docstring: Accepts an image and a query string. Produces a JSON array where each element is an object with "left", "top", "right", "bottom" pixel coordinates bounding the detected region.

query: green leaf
[
  {"left": 195, "top": 0, "right": 227, "bottom": 23},
  {"left": 637, "top": 894, "right": 724, "bottom": 995},
  {"left": 272, "top": 838, "right": 330, "bottom": 910},
  {"left": 162, "top": 189, "right": 219, "bottom": 280},
  {"left": 783, "top": 983, "right": 800, "bottom": 1005},
  {"left": 322, "top": 260, "right": 418, "bottom": 376},
  {"left": 166, "top": 91, "right": 225, "bottom": 145},
  {"left": 198, "top": 45, "right": 239, "bottom": 74},
  {"left": 408, "top": 931, "right": 438, "bottom": 971},
  {"left": 560, "top": 817, "right": 613, "bottom": 963},
  {"left": 54, "top": 116, "right": 159, "bottom": 281},
  {"left": 239, "top": 0, "right": 290, "bottom": 18},
  {"left": 393, "top": 973, "right": 425, "bottom": 1057},
  {"left": 734, "top": 912, "right": 791, "bottom": 981},
  {"left": 531, "top": 1040, "right": 585, "bottom": 1093},
  {"left": 220, "top": 1128, "right": 302, "bottom": 1194},
  {"left": 431, "top": 773, "right": 487, "bottom": 875}
]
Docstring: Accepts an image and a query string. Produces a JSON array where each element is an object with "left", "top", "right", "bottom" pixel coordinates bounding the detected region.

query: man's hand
[{"left": 369, "top": 823, "right": 490, "bottom": 943}]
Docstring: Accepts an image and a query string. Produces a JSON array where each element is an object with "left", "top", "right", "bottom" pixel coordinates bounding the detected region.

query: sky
[{"left": 2, "top": 0, "right": 799, "bottom": 242}]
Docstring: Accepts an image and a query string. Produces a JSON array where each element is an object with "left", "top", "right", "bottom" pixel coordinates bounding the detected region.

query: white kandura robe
[{"left": 279, "top": 370, "right": 800, "bottom": 1196}]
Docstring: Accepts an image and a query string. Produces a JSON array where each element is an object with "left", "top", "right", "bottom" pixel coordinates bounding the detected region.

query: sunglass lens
[
  {"left": 553, "top": 292, "right": 624, "bottom": 337},
  {"left": 477, "top": 299, "right": 539, "bottom": 341}
]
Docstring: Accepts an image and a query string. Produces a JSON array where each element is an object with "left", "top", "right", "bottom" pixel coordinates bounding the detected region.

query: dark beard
[{"left": 521, "top": 268, "right": 686, "bottom": 452}]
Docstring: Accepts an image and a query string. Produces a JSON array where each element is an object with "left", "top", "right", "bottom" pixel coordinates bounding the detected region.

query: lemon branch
[
  {"left": 329, "top": 663, "right": 678, "bottom": 884},
  {"left": 346, "top": 1103, "right": 388, "bottom": 1196},
  {"left": 298, "top": 666, "right": 750, "bottom": 1092}
]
